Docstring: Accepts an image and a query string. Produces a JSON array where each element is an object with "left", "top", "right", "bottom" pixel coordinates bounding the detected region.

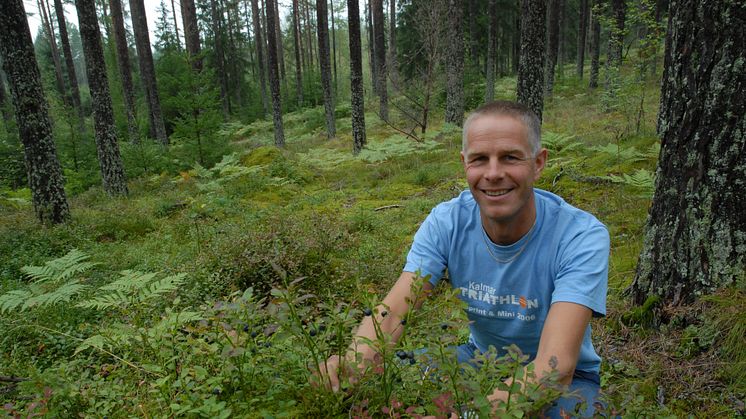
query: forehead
[{"left": 464, "top": 114, "right": 530, "bottom": 152}]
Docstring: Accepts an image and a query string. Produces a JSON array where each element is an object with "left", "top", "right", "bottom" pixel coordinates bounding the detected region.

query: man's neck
[{"left": 481, "top": 201, "right": 537, "bottom": 246}]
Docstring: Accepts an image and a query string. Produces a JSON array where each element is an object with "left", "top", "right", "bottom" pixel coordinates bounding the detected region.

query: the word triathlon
[{"left": 459, "top": 281, "right": 539, "bottom": 322}]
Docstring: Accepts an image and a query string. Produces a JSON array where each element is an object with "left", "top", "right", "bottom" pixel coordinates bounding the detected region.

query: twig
[
  {"left": 0, "top": 376, "right": 28, "bottom": 383},
  {"left": 373, "top": 205, "right": 402, "bottom": 212},
  {"left": 377, "top": 113, "right": 422, "bottom": 142}
]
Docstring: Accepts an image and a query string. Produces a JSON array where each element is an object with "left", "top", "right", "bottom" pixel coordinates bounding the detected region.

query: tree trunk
[
  {"left": 75, "top": 0, "right": 128, "bottom": 196},
  {"left": 316, "top": 0, "right": 336, "bottom": 138},
  {"left": 372, "top": 0, "right": 387, "bottom": 120},
  {"left": 387, "top": 0, "right": 398, "bottom": 87},
  {"left": 109, "top": 0, "right": 139, "bottom": 142},
  {"left": 588, "top": 0, "right": 600, "bottom": 88},
  {"left": 0, "top": 75, "right": 11, "bottom": 124},
  {"left": 367, "top": 0, "right": 377, "bottom": 95},
  {"left": 265, "top": 0, "right": 285, "bottom": 146},
  {"left": 516, "top": 0, "right": 546, "bottom": 121},
  {"left": 468, "top": 0, "right": 479, "bottom": 68},
  {"left": 485, "top": 0, "right": 497, "bottom": 102},
  {"left": 131, "top": 0, "right": 168, "bottom": 145},
  {"left": 0, "top": 0, "right": 70, "bottom": 223},
  {"left": 53, "top": 0, "right": 86, "bottom": 133},
  {"left": 210, "top": 0, "right": 230, "bottom": 118},
  {"left": 556, "top": 0, "right": 565, "bottom": 80},
  {"left": 329, "top": 0, "right": 338, "bottom": 93},
  {"left": 292, "top": 0, "right": 304, "bottom": 107},
  {"left": 274, "top": 0, "right": 286, "bottom": 92},
  {"left": 251, "top": 0, "right": 269, "bottom": 116},
  {"left": 444, "top": 0, "right": 464, "bottom": 126},
  {"left": 631, "top": 0, "right": 745, "bottom": 306},
  {"left": 170, "top": 0, "right": 181, "bottom": 47},
  {"left": 347, "top": 0, "right": 366, "bottom": 154},
  {"left": 181, "top": 0, "right": 202, "bottom": 71},
  {"left": 304, "top": 0, "right": 314, "bottom": 70},
  {"left": 576, "top": 0, "right": 588, "bottom": 79},
  {"left": 545, "top": 0, "right": 560, "bottom": 98},
  {"left": 608, "top": 0, "right": 625, "bottom": 68},
  {"left": 37, "top": 0, "right": 68, "bottom": 105},
  {"left": 512, "top": 0, "right": 520, "bottom": 74}
]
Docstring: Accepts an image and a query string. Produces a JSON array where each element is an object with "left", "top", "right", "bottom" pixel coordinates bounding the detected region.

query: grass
[{"left": 0, "top": 66, "right": 744, "bottom": 417}]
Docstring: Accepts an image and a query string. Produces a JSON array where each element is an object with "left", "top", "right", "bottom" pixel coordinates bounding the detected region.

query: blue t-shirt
[{"left": 403, "top": 189, "right": 609, "bottom": 374}]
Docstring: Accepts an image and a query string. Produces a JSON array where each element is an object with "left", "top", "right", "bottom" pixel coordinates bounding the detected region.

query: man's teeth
[{"left": 484, "top": 189, "right": 510, "bottom": 196}]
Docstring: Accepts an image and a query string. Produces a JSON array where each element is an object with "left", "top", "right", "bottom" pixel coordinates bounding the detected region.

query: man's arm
[
  {"left": 316, "top": 271, "right": 433, "bottom": 392},
  {"left": 487, "top": 301, "right": 592, "bottom": 403}
]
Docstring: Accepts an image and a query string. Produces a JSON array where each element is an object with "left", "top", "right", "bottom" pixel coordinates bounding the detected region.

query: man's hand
[{"left": 312, "top": 354, "right": 362, "bottom": 393}]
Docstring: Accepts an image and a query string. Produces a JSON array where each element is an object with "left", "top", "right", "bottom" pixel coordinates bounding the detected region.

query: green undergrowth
[{"left": 1, "top": 71, "right": 743, "bottom": 417}]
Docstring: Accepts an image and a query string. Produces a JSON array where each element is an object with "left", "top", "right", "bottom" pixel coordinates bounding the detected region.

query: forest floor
[{"left": 1, "top": 72, "right": 744, "bottom": 417}]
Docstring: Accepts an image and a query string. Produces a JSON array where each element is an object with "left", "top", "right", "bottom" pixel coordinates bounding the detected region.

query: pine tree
[
  {"left": 387, "top": 0, "right": 399, "bottom": 87},
  {"left": 210, "top": 0, "right": 230, "bottom": 118},
  {"left": 131, "top": 0, "right": 169, "bottom": 145},
  {"left": 444, "top": 0, "right": 464, "bottom": 126},
  {"left": 251, "top": 0, "right": 269, "bottom": 116},
  {"left": 485, "top": 0, "right": 497, "bottom": 102},
  {"left": 347, "top": 0, "right": 366, "bottom": 154},
  {"left": 110, "top": 0, "right": 139, "bottom": 142},
  {"left": 37, "top": 0, "right": 68, "bottom": 105},
  {"left": 75, "top": 0, "right": 128, "bottom": 195},
  {"left": 180, "top": 0, "right": 202, "bottom": 70},
  {"left": 265, "top": 0, "right": 285, "bottom": 146},
  {"left": 631, "top": 0, "right": 745, "bottom": 305},
  {"left": 588, "top": 0, "right": 600, "bottom": 88},
  {"left": 372, "top": 0, "right": 387, "bottom": 120},
  {"left": 545, "top": 0, "right": 560, "bottom": 98},
  {"left": 292, "top": 0, "right": 304, "bottom": 107},
  {"left": 576, "top": 0, "right": 589, "bottom": 79},
  {"left": 316, "top": 0, "right": 336, "bottom": 138},
  {"left": 516, "top": 0, "right": 546, "bottom": 121},
  {"left": 53, "top": 0, "right": 86, "bottom": 133},
  {"left": 0, "top": 0, "right": 70, "bottom": 223}
]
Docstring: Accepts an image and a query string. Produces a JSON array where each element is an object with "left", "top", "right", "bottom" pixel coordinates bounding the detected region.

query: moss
[{"left": 240, "top": 146, "right": 284, "bottom": 167}]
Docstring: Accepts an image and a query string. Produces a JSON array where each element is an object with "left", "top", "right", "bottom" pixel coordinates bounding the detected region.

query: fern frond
[
  {"left": 74, "top": 334, "right": 107, "bottom": 355},
  {"left": 148, "top": 310, "right": 203, "bottom": 339},
  {"left": 22, "top": 281, "right": 88, "bottom": 310},
  {"left": 21, "top": 249, "right": 97, "bottom": 283},
  {"left": 606, "top": 169, "right": 655, "bottom": 197},
  {"left": 0, "top": 289, "right": 33, "bottom": 314},
  {"left": 593, "top": 144, "right": 646, "bottom": 163},
  {"left": 77, "top": 291, "right": 131, "bottom": 310},
  {"left": 139, "top": 273, "right": 187, "bottom": 302},
  {"left": 100, "top": 270, "right": 158, "bottom": 292},
  {"left": 542, "top": 131, "right": 583, "bottom": 154}
]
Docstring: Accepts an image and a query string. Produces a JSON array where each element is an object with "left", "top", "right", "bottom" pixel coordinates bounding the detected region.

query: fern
[
  {"left": 78, "top": 271, "right": 187, "bottom": 310},
  {"left": 606, "top": 169, "right": 655, "bottom": 197},
  {"left": 0, "top": 289, "right": 33, "bottom": 313},
  {"left": 542, "top": 131, "right": 583, "bottom": 155},
  {"left": 22, "top": 280, "right": 88, "bottom": 310},
  {"left": 593, "top": 144, "right": 646, "bottom": 163},
  {"left": 20, "top": 249, "right": 98, "bottom": 283}
]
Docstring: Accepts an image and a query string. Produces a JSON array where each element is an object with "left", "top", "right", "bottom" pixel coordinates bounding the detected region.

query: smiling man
[{"left": 318, "top": 101, "right": 609, "bottom": 417}]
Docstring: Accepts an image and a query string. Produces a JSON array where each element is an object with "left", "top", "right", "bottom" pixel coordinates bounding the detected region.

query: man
[{"left": 318, "top": 101, "right": 609, "bottom": 417}]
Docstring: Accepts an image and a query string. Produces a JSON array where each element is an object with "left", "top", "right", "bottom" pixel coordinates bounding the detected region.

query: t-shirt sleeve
[
  {"left": 403, "top": 208, "right": 449, "bottom": 286},
  {"left": 551, "top": 222, "right": 610, "bottom": 317}
]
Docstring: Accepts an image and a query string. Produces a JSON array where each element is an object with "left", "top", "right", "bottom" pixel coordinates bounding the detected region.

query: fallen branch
[
  {"left": 374, "top": 204, "right": 403, "bottom": 212},
  {"left": 0, "top": 376, "right": 28, "bottom": 383}
]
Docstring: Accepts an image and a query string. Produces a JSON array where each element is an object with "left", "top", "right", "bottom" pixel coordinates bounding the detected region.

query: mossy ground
[{"left": 1, "top": 67, "right": 744, "bottom": 416}]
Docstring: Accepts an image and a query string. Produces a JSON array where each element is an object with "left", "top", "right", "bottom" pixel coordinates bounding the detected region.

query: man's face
[{"left": 461, "top": 114, "right": 547, "bottom": 230}]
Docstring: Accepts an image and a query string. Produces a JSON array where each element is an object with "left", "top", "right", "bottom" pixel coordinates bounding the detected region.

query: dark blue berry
[
  {"left": 309, "top": 329, "right": 317, "bottom": 337},
  {"left": 363, "top": 308, "right": 372, "bottom": 316},
  {"left": 381, "top": 311, "right": 388, "bottom": 317},
  {"left": 250, "top": 331, "right": 258, "bottom": 338},
  {"left": 441, "top": 323, "right": 448, "bottom": 330},
  {"left": 212, "top": 387, "right": 221, "bottom": 395},
  {"left": 396, "top": 350, "right": 407, "bottom": 360},
  {"left": 407, "top": 351, "right": 415, "bottom": 359},
  {"left": 264, "top": 342, "right": 271, "bottom": 348},
  {"left": 400, "top": 319, "right": 407, "bottom": 326},
  {"left": 243, "top": 324, "right": 249, "bottom": 332},
  {"left": 409, "top": 358, "right": 416, "bottom": 365},
  {"left": 318, "top": 324, "right": 326, "bottom": 332}
]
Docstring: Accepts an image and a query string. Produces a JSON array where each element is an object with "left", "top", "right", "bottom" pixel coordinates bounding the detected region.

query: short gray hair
[{"left": 462, "top": 100, "right": 541, "bottom": 156}]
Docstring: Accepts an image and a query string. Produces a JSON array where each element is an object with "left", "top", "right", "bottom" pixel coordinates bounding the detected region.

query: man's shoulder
[
  {"left": 535, "top": 189, "right": 607, "bottom": 232},
  {"left": 430, "top": 189, "right": 478, "bottom": 217}
]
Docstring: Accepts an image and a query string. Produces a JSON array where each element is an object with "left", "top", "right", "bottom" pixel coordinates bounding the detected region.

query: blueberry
[
  {"left": 407, "top": 351, "right": 414, "bottom": 359},
  {"left": 250, "top": 331, "right": 258, "bottom": 338},
  {"left": 396, "top": 350, "right": 407, "bottom": 360},
  {"left": 243, "top": 324, "right": 249, "bottom": 332},
  {"left": 441, "top": 323, "right": 448, "bottom": 330},
  {"left": 264, "top": 342, "right": 272, "bottom": 348},
  {"left": 318, "top": 324, "right": 326, "bottom": 332},
  {"left": 409, "top": 358, "right": 416, "bottom": 365},
  {"left": 309, "top": 329, "right": 317, "bottom": 337},
  {"left": 400, "top": 319, "right": 407, "bottom": 326},
  {"left": 363, "top": 308, "right": 372, "bottom": 316},
  {"left": 381, "top": 311, "right": 388, "bottom": 317},
  {"left": 212, "top": 387, "right": 221, "bottom": 395}
]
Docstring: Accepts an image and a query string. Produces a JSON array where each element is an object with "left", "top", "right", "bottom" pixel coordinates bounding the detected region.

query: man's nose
[{"left": 484, "top": 158, "right": 504, "bottom": 181}]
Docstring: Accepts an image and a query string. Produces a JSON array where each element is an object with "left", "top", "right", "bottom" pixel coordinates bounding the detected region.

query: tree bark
[
  {"left": 372, "top": 0, "right": 387, "bottom": 120},
  {"left": 387, "top": 0, "right": 398, "bottom": 87},
  {"left": 0, "top": 0, "right": 70, "bottom": 223},
  {"left": 545, "top": 0, "right": 560, "bottom": 98},
  {"left": 588, "top": 0, "right": 600, "bottom": 88},
  {"left": 170, "top": 0, "right": 181, "bottom": 47},
  {"left": 251, "top": 0, "right": 269, "bottom": 116},
  {"left": 53, "top": 0, "right": 86, "bottom": 133},
  {"left": 316, "top": 0, "right": 336, "bottom": 138},
  {"left": 444, "top": 0, "right": 464, "bottom": 126},
  {"left": 512, "top": 0, "right": 520, "bottom": 74},
  {"left": 131, "top": 0, "right": 168, "bottom": 145},
  {"left": 367, "top": 0, "right": 377, "bottom": 95},
  {"left": 265, "top": 0, "right": 285, "bottom": 146},
  {"left": 608, "top": 0, "right": 625, "bottom": 68},
  {"left": 631, "top": 0, "right": 745, "bottom": 306},
  {"left": 180, "top": 0, "right": 202, "bottom": 71},
  {"left": 485, "top": 0, "right": 497, "bottom": 102},
  {"left": 576, "top": 0, "right": 588, "bottom": 79},
  {"left": 210, "top": 0, "right": 230, "bottom": 118},
  {"left": 38, "top": 0, "right": 68, "bottom": 105},
  {"left": 347, "top": 0, "right": 366, "bottom": 154},
  {"left": 329, "top": 0, "right": 338, "bottom": 92},
  {"left": 274, "top": 0, "right": 286, "bottom": 91},
  {"left": 75, "top": 0, "right": 128, "bottom": 196},
  {"left": 516, "top": 0, "right": 546, "bottom": 121},
  {"left": 292, "top": 0, "right": 304, "bottom": 107},
  {"left": 0, "top": 75, "right": 11, "bottom": 124},
  {"left": 109, "top": 0, "right": 139, "bottom": 142},
  {"left": 468, "top": 0, "right": 479, "bottom": 68}
]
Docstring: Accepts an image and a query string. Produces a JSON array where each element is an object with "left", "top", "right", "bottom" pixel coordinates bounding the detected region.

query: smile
[{"left": 482, "top": 189, "right": 511, "bottom": 197}]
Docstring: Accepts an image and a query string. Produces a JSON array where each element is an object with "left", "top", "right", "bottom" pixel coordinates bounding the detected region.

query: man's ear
[
  {"left": 460, "top": 151, "right": 466, "bottom": 165},
  {"left": 534, "top": 148, "right": 548, "bottom": 179}
]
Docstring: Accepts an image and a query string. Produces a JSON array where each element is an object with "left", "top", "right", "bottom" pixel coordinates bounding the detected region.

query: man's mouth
[{"left": 482, "top": 189, "right": 511, "bottom": 197}]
